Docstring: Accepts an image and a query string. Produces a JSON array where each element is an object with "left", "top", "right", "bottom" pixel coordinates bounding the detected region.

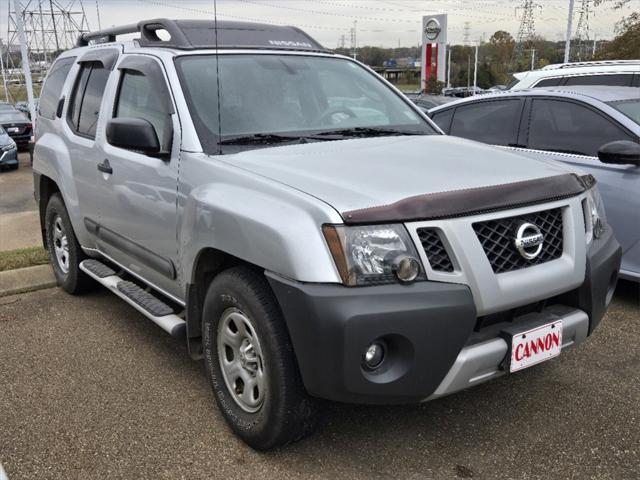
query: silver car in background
[{"left": 429, "top": 86, "right": 640, "bottom": 281}]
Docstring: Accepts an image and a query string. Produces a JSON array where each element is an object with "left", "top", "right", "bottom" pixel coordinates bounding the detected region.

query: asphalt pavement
[
  {"left": 0, "top": 282, "right": 638, "bottom": 480},
  {"left": 0, "top": 153, "right": 42, "bottom": 250}
]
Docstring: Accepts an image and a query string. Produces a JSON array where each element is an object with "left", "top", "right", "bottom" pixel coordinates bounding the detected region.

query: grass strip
[{"left": 0, "top": 246, "right": 50, "bottom": 272}]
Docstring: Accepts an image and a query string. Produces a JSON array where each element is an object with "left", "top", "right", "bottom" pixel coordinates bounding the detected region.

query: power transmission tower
[
  {"left": 574, "top": 0, "right": 592, "bottom": 61},
  {"left": 463, "top": 22, "right": 471, "bottom": 44},
  {"left": 3, "top": 1, "right": 89, "bottom": 103},
  {"left": 511, "top": 0, "right": 540, "bottom": 71}
]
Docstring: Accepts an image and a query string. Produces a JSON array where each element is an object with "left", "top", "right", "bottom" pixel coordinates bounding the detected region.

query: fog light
[
  {"left": 393, "top": 256, "right": 420, "bottom": 283},
  {"left": 363, "top": 342, "right": 385, "bottom": 369}
]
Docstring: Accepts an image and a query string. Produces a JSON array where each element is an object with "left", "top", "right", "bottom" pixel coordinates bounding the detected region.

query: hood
[{"left": 223, "top": 135, "right": 576, "bottom": 215}]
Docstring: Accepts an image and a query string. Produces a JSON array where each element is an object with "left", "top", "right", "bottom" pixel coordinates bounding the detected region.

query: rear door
[
  {"left": 94, "top": 54, "right": 181, "bottom": 297},
  {"left": 520, "top": 98, "right": 640, "bottom": 276}
]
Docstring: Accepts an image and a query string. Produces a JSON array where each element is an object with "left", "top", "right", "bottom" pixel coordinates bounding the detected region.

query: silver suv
[{"left": 33, "top": 19, "right": 622, "bottom": 450}]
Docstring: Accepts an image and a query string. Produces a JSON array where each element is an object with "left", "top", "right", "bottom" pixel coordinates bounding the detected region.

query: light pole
[
  {"left": 13, "top": 0, "right": 37, "bottom": 121},
  {"left": 564, "top": 0, "right": 575, "bottom": 63}
]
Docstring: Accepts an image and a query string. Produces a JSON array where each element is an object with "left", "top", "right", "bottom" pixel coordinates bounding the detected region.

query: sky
[{"left": 1, "top": 0, "right": 637, "bottom": 49}]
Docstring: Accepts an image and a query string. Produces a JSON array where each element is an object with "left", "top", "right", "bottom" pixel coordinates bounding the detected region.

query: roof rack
[
  {"left": 541, "top": 60, "right": 640, "bottom": 70},
  {"left": 76, "top": 18, "right": 328, "bottom": 52}
]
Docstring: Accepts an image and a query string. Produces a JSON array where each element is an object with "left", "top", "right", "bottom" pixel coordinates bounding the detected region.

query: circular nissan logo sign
[
  {"left": 424, "top": 18, "right": 441, "bottom": 41},
  {"left": 514, "top": 222, "right": 544, "bottom": 260}
]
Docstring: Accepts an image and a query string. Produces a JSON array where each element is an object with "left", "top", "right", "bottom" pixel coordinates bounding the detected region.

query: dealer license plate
[
  {"left": 510, "top": 321, "right": 563, "bottom": 373},
  {"left": 7, "top": 127, "right": 19, "bottom": 133}
]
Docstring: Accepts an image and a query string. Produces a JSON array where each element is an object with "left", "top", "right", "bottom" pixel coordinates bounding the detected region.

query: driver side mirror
[
  {"left": 106, "top": 117, "right": 161, "bottom": 156},
  {"left": 598, "top": 140, "right": 640, "bottom": 166}
]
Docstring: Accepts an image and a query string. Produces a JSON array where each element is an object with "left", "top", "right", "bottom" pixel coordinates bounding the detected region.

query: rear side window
[
  {"left": 533, "top": 77, "right": 563, "bottom": 88},
  {"left": 527, "top": 99, "right": 634, "bottom": 157},
  {"left": 114, "top": 70, "right": 173, "bottom": 151},
  {"left": 449, "top": 100, "right": 522, "bottom": 146},
  {"left": 564, "top": 74, "right": 633, "bottom": 87},
  {"left": 431, "top": 109, "right": 454, "bottom": 133},
  {"left": 39, "top": 57, "right": 75, "bottom": 119},
  {"left": 67, "top": 63, "right": 111, "bottom": 139}
]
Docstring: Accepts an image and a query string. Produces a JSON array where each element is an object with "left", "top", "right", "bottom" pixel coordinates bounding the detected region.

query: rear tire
[
  {"left": 202, "top": 266, "right": 319, "bottom": 450},
  {"left": 45, "top": 193, "right": 93, "bottom": 294}
]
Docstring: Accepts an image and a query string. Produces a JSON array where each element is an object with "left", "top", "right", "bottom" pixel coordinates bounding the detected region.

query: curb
[{"left": 0, "top": 264, "right": 57, "bottom": 298}]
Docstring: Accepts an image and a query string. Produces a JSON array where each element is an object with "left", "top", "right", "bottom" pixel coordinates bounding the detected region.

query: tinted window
[
  {"left": 449, "top": 100, "right": 522, "bottom": 145},
  {"left": 528, "top": 99, "right": 634, "bottom": 156},
  {"left": 564, "top": 74, "right": 633, "bottom": 87},
  {"left": 431, "top": 109, "right": 454, "bottom": 133},
  {"left": 39, "top": 57, "right": 75, "bottom": 119},
  {"left": 114, "top": 70, "right": 172, "bottom": 151},
  {"left": 68, "top": 63, "right": 110, "bottom": 138},
  {"left": 534, "top": 77, "right": 563, "bottom": 88}
]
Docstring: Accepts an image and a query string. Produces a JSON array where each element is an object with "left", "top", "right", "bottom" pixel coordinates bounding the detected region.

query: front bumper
[{"left": 267, "top": 228, "right": 621, "bottom": 405}]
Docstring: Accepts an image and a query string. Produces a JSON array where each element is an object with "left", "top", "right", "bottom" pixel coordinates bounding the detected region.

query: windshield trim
[{"left": 174, "top": 52, "right": 440, "bottom": 155}]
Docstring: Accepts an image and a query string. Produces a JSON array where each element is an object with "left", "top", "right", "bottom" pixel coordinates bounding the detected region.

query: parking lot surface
[
  {"left": 0, "top": 153, "right": 41, "bottom": 250},
  {"left": 0, "top": 282, "right": 638, "bottom": 480}
]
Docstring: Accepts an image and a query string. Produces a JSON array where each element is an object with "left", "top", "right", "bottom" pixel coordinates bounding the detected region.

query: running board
[{"left": 80, "top": 259, "right": 186, "bottom": 336}]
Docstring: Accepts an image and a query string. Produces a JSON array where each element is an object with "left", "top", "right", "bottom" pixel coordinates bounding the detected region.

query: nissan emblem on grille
[{"left": 514, "top": 222, "right": 544, "bottom": 260}]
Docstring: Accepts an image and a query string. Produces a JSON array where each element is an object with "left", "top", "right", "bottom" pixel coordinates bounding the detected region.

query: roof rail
[
  {"left": 541, "top": 60, "right": 640, "bottom": 70},
  {"left": 76, "top": 23, "right": 139, "bottom": 46},
  {"left": 76, "top": 18, "right": 327, "bottom": 52}
]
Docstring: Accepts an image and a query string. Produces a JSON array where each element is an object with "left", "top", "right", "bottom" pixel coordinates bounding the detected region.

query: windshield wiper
[
  {"left": 312, "top": 127, "right": 427, "bottom": 138},
  {"left": 218, "top": 133, "right": 307, "bottom": 145}
]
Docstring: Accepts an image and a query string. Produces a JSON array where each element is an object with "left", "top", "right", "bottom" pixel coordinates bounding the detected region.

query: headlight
[
  {"left": 1, "top": 142, "right": 16, "bottom": 152},
  {"left": 323, "top": 224, "right": 425, "bottom": 286},
  {"left": 584, "top": 187, "right": 606, "bottom": 241}
]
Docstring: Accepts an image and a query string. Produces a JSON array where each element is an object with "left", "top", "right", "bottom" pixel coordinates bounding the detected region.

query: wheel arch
[
  {"left": 185, "top": 247, "right": 261, "bottom": 359},
  {"left": 35, "top": 173, "right": 61, "bottom": 248}
]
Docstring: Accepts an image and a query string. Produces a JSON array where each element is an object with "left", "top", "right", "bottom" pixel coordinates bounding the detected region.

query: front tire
[
  {"left": 45, "top": 193, "right": 93, "bottom": 294},
  {"left": 202, "top": 266, "right": 319, "bottom": 450}
]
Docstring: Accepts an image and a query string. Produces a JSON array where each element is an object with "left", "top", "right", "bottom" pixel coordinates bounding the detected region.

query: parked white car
[{"left": 509, "top": 60, "right": 640, "bottom": 90}]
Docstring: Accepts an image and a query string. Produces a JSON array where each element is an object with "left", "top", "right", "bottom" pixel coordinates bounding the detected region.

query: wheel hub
[
  {"left": 217, "top": 308, "right": 266, "bottom": 413},
  {"left": 52, "top": 215, "right": 70, "bottom": 274}
]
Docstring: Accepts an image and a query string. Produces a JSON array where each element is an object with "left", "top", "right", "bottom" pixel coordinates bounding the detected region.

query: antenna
[{"left": 213, "top": 0, "right": 222, "bottom": 154}]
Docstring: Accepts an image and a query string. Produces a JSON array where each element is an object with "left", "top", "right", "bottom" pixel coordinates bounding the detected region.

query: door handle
[{"left": 97, "top": 159, "right": 113, "bottom": 175}]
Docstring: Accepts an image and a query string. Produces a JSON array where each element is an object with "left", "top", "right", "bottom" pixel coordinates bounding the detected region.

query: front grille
[
  {"left": 417, "top": 228, "right": 454, "bottom": 272},
  {"left": 473, "top": 208, "right": 563, "bottom": 274}
]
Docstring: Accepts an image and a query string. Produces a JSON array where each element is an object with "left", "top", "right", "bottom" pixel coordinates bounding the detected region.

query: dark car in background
[
  {"left": 406, "top": 94, "right": 454, "bottom": 113},
  {"left": 0, "top": 109, "right": 33, "bottom": 150},
  {"left": 428, "top": 86, "right": 640, "bottom": 282},
  {"left": 0, "top": 102, "right": 17, "bottom": 112},
  {"left": 0, "top": 125, "right": 19, "bottom": 170}
]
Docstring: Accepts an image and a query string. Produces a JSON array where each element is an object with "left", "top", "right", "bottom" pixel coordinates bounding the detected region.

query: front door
[{"left": 95, "top": 55, "right": 181, "bottom": 298}]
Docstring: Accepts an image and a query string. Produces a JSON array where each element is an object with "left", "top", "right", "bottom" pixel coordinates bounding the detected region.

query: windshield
[
  {"left": 175, "top": 54, "right": 437, "bottom": 153},
  {"left": 608, "top": 99, "right": 640, "bottom": 125}
]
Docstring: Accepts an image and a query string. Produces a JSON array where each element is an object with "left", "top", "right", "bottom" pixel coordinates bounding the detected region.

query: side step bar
[{"left": 80, "top": 259, "right": 186, "bottom": 336}]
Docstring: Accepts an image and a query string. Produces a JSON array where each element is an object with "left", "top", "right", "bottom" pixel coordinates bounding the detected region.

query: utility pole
[
  {"left": 95, "top": 0, "right": 101, "bottom": 30},
  {"left": 467, "top": 54, "right": 470, "bottom": 90},
  {"left": 592, "top": 33, "right": 597, "bottom": 57},
  {"left": 351, "top": 20, "right": 357, "bottom": 60},
  {"left": 446, "top": 44, "right": 451, "bottom": 89},
  {"left": 529, "top": 48, "right": 536, "bottom": 70},
  {"left": 473, "top": 42, "right": 478, "bottom": 95},
  {"left": 0, "top": 46, "right": 9, "bottom": 102},
  {"left": 564, "top": 0, "right": 575, "bottom": 63},
  {"left": 13, "top": 0, "right": 37, "bottom": 121}
]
